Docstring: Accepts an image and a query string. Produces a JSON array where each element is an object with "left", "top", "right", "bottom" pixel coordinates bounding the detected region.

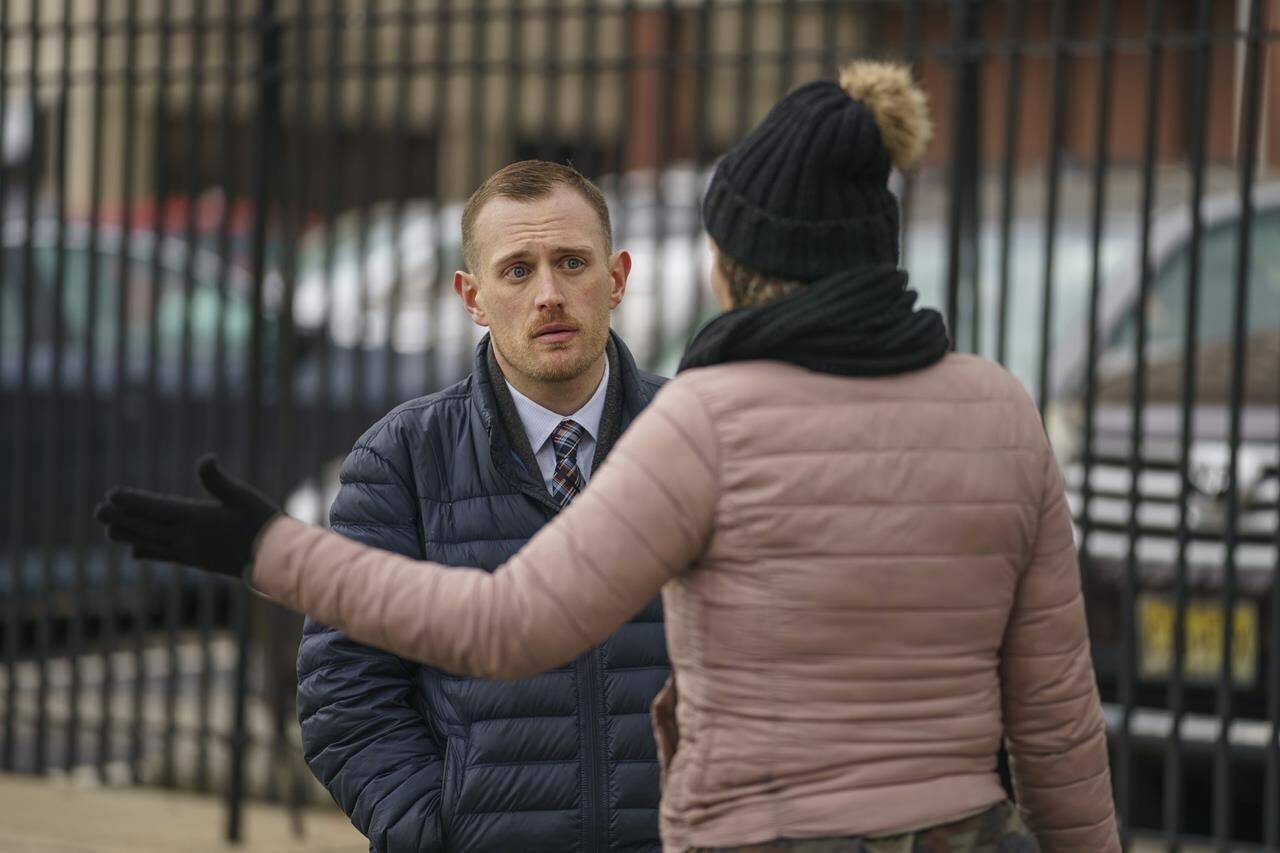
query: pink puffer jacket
[{"left": 252, "top": 353, "right": 1119, "bottom": 852}]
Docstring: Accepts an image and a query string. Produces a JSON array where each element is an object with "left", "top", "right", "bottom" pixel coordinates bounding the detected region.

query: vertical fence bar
[
  {"left": 40, "top": 0, "right": 74, "bottom": 777},
  {"left": 213, "top": 1, "right": 243, "bottom": 474},
  {"left": 262, "top": 0, "right": 298, "bottom": 813},
  {"left": 428, "top": 0, "right": 451, "bottom": 393},
  {"left": 313, "top": 0, "right": 340, "bottom": 467},
  {"left": 116, "top": 0, "right": 150, "bottom": 787},
  {"left": 963, "top": 2, "right": 983, "bottom": 355},
  {"left": 382, "top": 0, "right": 419, "bottom": 413},
  {"left": 867, "top": 0, "right": 886, "bottom": 54},
  {"left": 735, "top": 0, "right": 755, "bottom": 142},
  {"left": 211, "top": 0, "right": 245, "bottom": 479},
  {"left": 65, "top": 0, "right": 97, "bottom": 776},
  {"left": 1215, "top": 1, "right": 1266, "bottom": 845},
  {"left": 228, "top": 0, "right": 281, "bottom": 838},
  {"left": 349, "top": 2, "right": 377, "bottom": 441},
  {"left": 292, "top": 2, "right": 321, "bottom": 500},
  {"left": 610, "top": 1, "right": 633, "bottom": 240},
  {"left": 686, "top": 0, "right": 711, "bottom": 327},
  {"left": 1270, "top": 218, "right": 1280, "bottom": 853},
  {"left": 271, "top": 3, "right": 310, "bottom": 828},
  {"left": 541, "top": 0, "right": 561, "bottom": 161},
  {"left": 206, "top": 0, "right": 246, "bottom": 799},
  {"left": 90, "top": 0, "right": 116, "bottom": 786},
  {"left": 140, "top": 0, "right": 175, "bottom": 790},
  {"left": 821, "top": 0, "right": 837, "bottom": 73},
  {"left": 943, "top": 0, "right": 964, "bottom": 345},
  {"left": 9, "top": 0, "right": 43, "bottom": 776},
  {"left": 1036, "top": 0, "right": 1070, "bottom": 415},
  {"left": 174, "top": 0, "right": 200, "bottom": 788},
  {"left": 175, "top": 0, "right": 214, "bottom": 796},
  {"left": 261, "top": 1, "right": 290, "bottom": 805},
  {"left": 0, "top": 0, "right": 14, "bottom": 777},
  {"left": 104, "top": 0, "right": 142, "bottom": 786},
  {"left": 1078, "top": 0, "right": 1118, "bottom": 835},
  {"left": 447, "top": 0, "right": 477, "bottom": 381},
  {"left": 896, "top": 0, "right": 922, "bottom": 261},
  {"left": 20, "top": 0, "right": 50, "bottom": 778},
  {"left": 361, "top": 3, "right": 385, "bottom": 425},
  {"left": 574, "top": 0, "right": 598, "bottom": 181},
  {"left": 944, "top": 0, "right": 978, "bottom": 351},
  {"left": 994, "top": 0, "right": 1024, "bottom": 368},
  {"left": 646, "top": 3, "right": 672, "bottom": 367},
  {"left": 778, "top": 0, "right": 797, "bottom": 96},
  {"left": 962, "top": 0, "right": 982, "bottom": 360},
  {"left": 502, "top": 0, "right": 524, "bottom": 189},
  {"left": 1166, "top": 2, "right": 1215, "bottom": 847},
  {"left": 1127, "top": 0, "right": 1166, "bottom": 845},
  {"left": 1269, "top": 335, "right": 1280, "bottom": 846}
]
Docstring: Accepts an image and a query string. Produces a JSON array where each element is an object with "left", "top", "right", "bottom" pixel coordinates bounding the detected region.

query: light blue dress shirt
[{"left": 505, "top": 358, "right": 610, "bottom": 494}]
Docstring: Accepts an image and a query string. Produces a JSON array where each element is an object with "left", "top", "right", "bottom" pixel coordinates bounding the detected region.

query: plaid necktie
[{"left": 549, "top": 419, "right": 588, "bottom": 508}]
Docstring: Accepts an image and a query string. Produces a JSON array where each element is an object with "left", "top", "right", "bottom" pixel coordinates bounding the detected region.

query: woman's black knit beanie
[{"left": 702, "top": 62, "right": 933, "bottom": 283}]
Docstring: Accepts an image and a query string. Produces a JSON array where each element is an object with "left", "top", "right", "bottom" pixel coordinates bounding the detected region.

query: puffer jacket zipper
[
  {"left": 577, "top": 649, "right": 608, "bottom": 852},
  {"left": 524, "top": 486, "right": 610, "bottom": 852}
]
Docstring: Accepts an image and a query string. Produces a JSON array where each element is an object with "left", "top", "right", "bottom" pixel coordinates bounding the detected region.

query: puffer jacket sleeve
[
  {"left": 296, "top": 440, "right": 445, "bottom": 853},
  {"left": 999, "top": 443, "right": 1120, "bottom": 852},
  {"left": 257, "top": 379, "right": 718, "bottom": 680}
]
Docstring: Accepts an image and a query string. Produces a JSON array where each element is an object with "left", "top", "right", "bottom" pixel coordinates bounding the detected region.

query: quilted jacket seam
[{"left": 344, "top": 443, "right": 417, "bottom": 497}]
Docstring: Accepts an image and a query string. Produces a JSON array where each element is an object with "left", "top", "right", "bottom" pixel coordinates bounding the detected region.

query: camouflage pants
[{"left": 687, "top": 800, "right": 1038, "bottom": 853}]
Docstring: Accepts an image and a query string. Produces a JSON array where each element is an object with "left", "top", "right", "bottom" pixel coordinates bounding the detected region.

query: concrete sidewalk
[
  {"left": 0, "top": 773, "right": 365, "bottom": 853},
  {"left": 0, "top": 773, "right": 1199, "bottom": 852}
]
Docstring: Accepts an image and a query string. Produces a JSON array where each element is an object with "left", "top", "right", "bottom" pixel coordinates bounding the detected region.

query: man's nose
[{"left": 532, "top": 267, "right": 566, "bottom": 310}]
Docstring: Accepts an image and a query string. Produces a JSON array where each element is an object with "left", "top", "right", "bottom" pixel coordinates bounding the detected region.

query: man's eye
[
  {"left": 564, "top": 257, "right": 584, "bottom": 270},
  {"left": 508, "top": 264, "right": 529, "bottom": 279}
]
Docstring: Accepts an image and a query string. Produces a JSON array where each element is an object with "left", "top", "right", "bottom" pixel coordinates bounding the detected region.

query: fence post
[
  {"left": 944, "top": 0, "right": 982, "bottom": 352},
  {"left": 227, "top": 0, "right": 282, "bottom": 842}
]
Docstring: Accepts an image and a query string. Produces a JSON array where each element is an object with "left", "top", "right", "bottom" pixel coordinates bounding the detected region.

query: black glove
[{"left": 95, "top": 454, "right": 281, "bottom": 579}]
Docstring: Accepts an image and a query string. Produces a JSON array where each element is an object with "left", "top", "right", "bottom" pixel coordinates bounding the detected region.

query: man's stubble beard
[{"left": 492, "top": 313, "right": 610, "bottom": 384}]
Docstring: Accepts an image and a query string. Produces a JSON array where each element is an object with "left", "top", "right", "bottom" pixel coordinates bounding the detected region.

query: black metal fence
[{"left": 0, "top": 0, "right": 1277, "bottom": 848}]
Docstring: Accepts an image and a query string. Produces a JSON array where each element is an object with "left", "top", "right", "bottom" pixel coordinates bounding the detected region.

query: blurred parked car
[
  {"left": 0, "top": 214, "right": 365, "bottom": 653},
  {"left": 1052, "top": 184, "right": 1280, "bottom": 839},
  {"left": 0, "top": 218, "right": 264, "bottom": 652}
]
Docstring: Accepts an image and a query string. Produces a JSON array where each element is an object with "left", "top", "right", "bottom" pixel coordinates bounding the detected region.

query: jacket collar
[{"left": 472, "top": 331, "right": 645, "bottom": 509}]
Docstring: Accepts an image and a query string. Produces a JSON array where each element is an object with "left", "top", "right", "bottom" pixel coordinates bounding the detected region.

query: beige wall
[
  {"left": 5, "top": 0, "right": 864, "bottom": 210},
  {"left": 3, "top": 0, "right": 1273, "bottom": 214}
]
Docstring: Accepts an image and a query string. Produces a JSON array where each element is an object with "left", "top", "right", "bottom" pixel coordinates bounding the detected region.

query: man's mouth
[{"left": 532, "top": 323, "right": 578, "bottom": 344}]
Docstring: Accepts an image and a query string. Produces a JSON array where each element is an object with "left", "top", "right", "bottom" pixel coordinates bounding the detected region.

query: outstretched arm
[
  {"left": 99, "top": 380, "right": 719, "bottom": 679},
  {"left": 254, "top": 380, "right": 718, "bottom": 678}
]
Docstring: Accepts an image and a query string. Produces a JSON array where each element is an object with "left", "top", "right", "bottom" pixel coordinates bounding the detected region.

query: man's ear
[
  {"left": 454, "top": 270, "right": 489, "bottom": 327},
  {"left": 608, "top": 250, "right": 631, "bottom": 310}
]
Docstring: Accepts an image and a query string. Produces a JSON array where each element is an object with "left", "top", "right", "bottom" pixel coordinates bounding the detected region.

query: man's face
[{"left": 454, "top": 187, "right": 629, "bottom": 386}]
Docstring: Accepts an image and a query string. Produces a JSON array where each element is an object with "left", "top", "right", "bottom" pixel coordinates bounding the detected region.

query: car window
[{"left": 1106, "top": 211, "right": 1280, "bottom": 359}]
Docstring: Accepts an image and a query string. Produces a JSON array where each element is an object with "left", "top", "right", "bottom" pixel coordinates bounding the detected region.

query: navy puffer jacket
[{"left": 297, "top": 333, "right": 669, "bottom": 853}]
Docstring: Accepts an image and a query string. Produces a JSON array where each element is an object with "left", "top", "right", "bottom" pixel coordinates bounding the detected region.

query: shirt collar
[{"left": 505, "top": 357, "right": 610, "bottom": 454}]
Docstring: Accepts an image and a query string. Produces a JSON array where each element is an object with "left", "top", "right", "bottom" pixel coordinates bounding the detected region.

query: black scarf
[{"left": 678, "top": 264, "right": 950, "bottom": 377}]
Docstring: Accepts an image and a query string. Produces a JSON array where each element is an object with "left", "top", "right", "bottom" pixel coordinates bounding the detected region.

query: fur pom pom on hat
[
  {"left": 838, "top": 60, "right": 933, "bottom": 171},
  {"left": 702, "top": 61, "right": 931, "bottom": 282}
]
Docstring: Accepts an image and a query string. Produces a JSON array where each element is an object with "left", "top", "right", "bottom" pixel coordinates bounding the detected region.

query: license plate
[{"left": 1137, "top": 594, "right": 1258, "bottom": 687}]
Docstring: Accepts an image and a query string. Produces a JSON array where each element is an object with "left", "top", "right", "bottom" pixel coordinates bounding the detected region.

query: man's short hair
[{"left": 461, "top": 160, "right": 613, "bottom": 272}]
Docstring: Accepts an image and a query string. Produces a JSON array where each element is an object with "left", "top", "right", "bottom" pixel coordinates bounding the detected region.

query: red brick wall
[
  {"left": 850, "top": 0, "right": 1265, "bottom": 170},
  {"left": 623, "top": 1, "right": 1277, "bottom": 173}
]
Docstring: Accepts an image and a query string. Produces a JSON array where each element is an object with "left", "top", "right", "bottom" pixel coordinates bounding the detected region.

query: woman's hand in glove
[{"left": 95, "top": 454, "right": 282, "bottom": 579}]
